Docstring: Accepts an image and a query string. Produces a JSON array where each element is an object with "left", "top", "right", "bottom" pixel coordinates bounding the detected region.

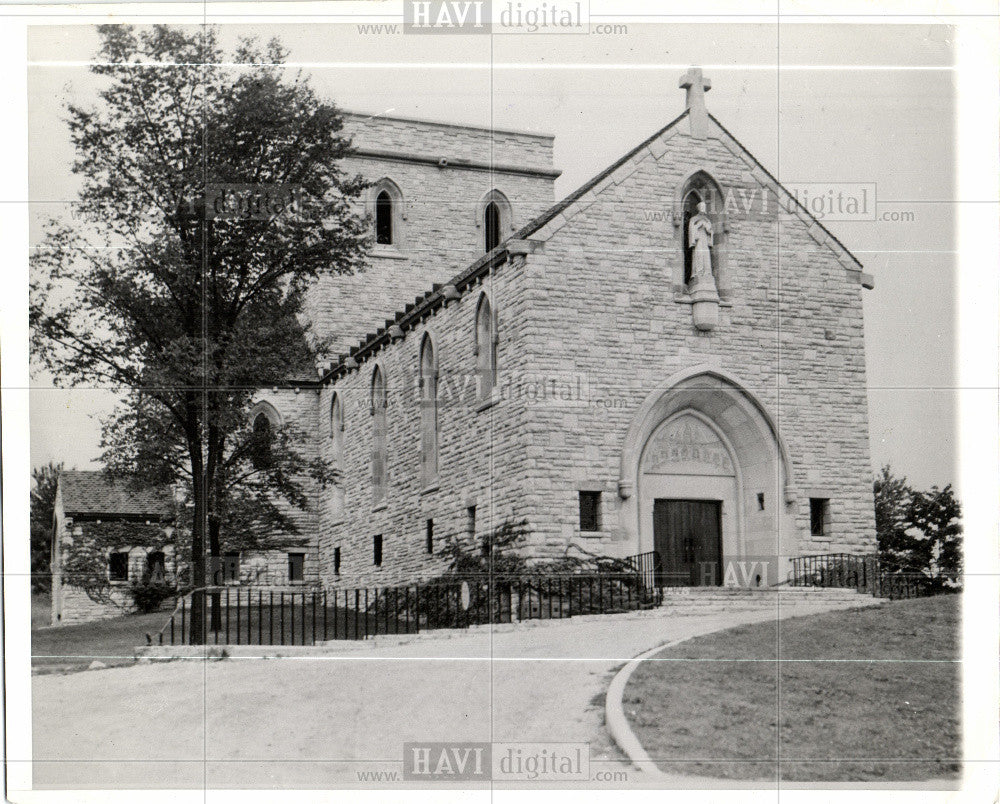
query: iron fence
[
  {"left": 148, "top": 568, "right": 662, "bottom": 647},
  {"left": 789, "top": 552, "right": 950, "bottom": 600}
]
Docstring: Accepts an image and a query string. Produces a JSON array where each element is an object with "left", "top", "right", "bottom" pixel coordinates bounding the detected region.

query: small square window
[
  {"left": 334, "top": 546, "right": 341, "bottom": 576},
  {"left": 108, "top": 552, "right": 129, "bottom": 582},
  {"left": 373, "top": 534, "right": 383, "bottom": 567},
  {"left": 288, "top": 552, "right": 305, "bottom": 583},
  {"left": 579, "top": 491, "right": 601, "bottom": 532},
  {"left": 809, "top": 498, "right": 830, "bottom": 538},
  {"left": 426, "top": 519, "right": 434, "bottom": 554}
]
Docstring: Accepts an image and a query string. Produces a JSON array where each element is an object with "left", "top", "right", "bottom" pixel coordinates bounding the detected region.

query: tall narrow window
[
  {"left": 371, "top": 366, "right": 388, "bottom": 504},
  {"left": 484, "top": 201, "right": 501, "bottom": 252},
  {"left": 474, "top": 294, "right": 496, "bottom": 402},
  {"left": 334, "top": 546, "right": 341, "bottom": 576},
  {"left": 288, "top": 552, "right": 305, "bottom": 583},
  {"left": 579, "top": 491, "right": 601, "bottom": 532},
  {"left": 375, "top": 190, "right": 393, "bottom": 245},
  {"left": 467, "top": 505, "right": 477, "bottom": 541},
  {"left": 419, "top": 335, "right": 439, "bottom": 485},
  {"left": 373, "top": 534, "right": 383, "bottom": 567},
  {"left": 809, "top": 498, "right": 830, "bottom": 538},
  {"left": 331, "top": 393, "right": 345, "bottom": 468},
  {"left": 330, "top": 393, "right": 345, "bottom": 517},
  {"left": 426, "top": 519, "right": 434, "bottom": 554},
  {"left": 251, "top": 412, "right": 274, "bottom": 470}
]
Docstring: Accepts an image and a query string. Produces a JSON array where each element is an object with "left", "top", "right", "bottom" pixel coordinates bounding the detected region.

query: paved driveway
[{"left": 31, "top": 594, "right": 878, "bottom": 789}]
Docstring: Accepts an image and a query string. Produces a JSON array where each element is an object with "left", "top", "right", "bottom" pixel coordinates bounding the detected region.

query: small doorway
[{"left": 653, "top": 499, "right": 723, "bottom": 586}]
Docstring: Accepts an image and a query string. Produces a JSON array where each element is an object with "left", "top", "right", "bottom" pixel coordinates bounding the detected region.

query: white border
[{"left": 4, "top": 3, "right": 998, "bottom": 804}]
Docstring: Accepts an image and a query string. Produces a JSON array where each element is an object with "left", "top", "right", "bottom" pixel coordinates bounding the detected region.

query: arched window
[
  {"left": 370, "top": 178, "right": 405, "bottom": 250},
  {"left": 375, "top": 190, "right": 393, "bottom": 245},
  {"left": 474, "top": 294, "right": 496, "bottom": 402},
  {"left": 484, "top": 201, "right": 501, "bottom": 252},
  {"left": 331, "top": 393, "right": 345, "bottom": 469},
  {"left": 330, "top": 393, "right": 345, "bottom": 518},
  {"left": 371, "top": 366, "right": 388, "bottom": 504},
  {"left": 476, "top": 189, "right": 512, "bottom": 253},
  {"left": 419, "top": 334, "right": 439, "bottom": 485},
  {"left": 251, "top": 412, "right": 274, "bottom": 470}
]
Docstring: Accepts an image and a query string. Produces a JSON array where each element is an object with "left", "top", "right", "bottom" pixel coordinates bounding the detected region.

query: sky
[{"left": 26, "top": 22, "right": 957, "bottom": 490}]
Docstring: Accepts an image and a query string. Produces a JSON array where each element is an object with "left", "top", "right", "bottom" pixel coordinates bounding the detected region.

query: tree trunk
[
  {"left": 209, "top": 516, "right": 222, "bottom": 630},
  {"left": 189, "top": 458, "right": 206, "bottom": 645}
]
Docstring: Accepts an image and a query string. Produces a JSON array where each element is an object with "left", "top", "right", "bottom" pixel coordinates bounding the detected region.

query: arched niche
[{"left": 673, "top": 169, "right": 730, "bottom": 299}]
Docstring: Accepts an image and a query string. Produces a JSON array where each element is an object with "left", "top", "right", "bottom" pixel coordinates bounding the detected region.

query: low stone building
[
  {"left": 50, "top": 471, "right": 178, "bottom": 625},
  {"left": 49, "top": 470, "right": 318, "bottom": 625}
]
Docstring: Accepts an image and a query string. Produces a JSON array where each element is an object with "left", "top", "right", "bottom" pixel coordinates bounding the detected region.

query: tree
[
  {"left": 30, "top": 26, "right": 370, "bottom": 641},
  {"left": 873, "top": 465, "right": 916, "bottom": 569},
  {"left": 873, "top": 465, "right": 963, "bottom": 590},
  {"left": 907, "top": 484, "right": 962, "bottom": 588},
  {"left": 30, "top": 462, "right": 63, "bottom": 593}
]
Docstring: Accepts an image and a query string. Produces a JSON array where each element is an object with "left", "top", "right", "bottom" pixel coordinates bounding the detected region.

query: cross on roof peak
[
  {"left": 679, "top": 67, "right": 711, "bottom": 111},
  {"left": 679, "top": 67, "right": 712, "bottom": 139}
]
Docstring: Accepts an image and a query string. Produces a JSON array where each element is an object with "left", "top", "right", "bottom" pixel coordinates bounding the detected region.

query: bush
[{"left": 129, "top": 578, "right": 177, "bottom": 613}]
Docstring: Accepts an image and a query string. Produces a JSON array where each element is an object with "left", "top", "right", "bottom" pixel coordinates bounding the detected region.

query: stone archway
[{"left": 618, "top": 368, "right": 798, "bottom": 585}]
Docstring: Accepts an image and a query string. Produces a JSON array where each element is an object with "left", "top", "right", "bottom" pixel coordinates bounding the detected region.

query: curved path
[{"left": 30, "top": 591, "right": 878, "bottom": 789}]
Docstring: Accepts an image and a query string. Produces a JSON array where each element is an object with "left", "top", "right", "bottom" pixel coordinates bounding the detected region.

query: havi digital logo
[
  {"left": 404, "top": 1, "right": 491, "bottom": 34},
  {"left": 403, "top": 742, "right": 491, "bottom": 780}
]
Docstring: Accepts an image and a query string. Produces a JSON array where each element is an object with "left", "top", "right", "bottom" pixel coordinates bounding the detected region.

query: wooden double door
[{"left": 653, "top": 499, "right": 723, "bottom": 586}]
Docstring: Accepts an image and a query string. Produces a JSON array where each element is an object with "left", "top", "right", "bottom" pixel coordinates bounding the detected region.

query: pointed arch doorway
[{"left": 619, "top": 368, "right": 798, "bottom": 588}]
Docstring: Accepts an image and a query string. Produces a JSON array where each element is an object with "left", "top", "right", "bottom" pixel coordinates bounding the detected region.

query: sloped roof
[
  {"left": 512, "top": 109, "right": 690, "bottom": 243},
  {"left": 317, "top": 107, "right": 868, "bottom": 384},
  {"left": 58, "top": 470, "right": 174, "bottom": 519}
]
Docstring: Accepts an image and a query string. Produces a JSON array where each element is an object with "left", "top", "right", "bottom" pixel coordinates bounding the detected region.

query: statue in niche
[{"left": 688, "top": 200, "right": 714, "bottom": 281}]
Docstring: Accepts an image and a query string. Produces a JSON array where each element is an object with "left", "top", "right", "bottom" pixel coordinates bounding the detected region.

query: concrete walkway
[{"left": 31, "top": 590, "right": 880, "bottom": 789}]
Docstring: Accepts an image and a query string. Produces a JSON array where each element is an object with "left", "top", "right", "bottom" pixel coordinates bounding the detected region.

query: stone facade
[
  {"left": 301, "top": 92, "right": 876, "bottom": 590},
  {"left": 303, "top": 112, "right": 558, "bottom": 358}
]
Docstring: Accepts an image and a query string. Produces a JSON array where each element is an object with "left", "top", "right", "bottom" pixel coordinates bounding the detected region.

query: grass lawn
[
  {"left": 31, "top": 593, "right": 52, "bottom": 630},
  {"left": 623, "top": 595, "right": 961, "bottom": 782},
  {"left": 32, "top": 608, "right": 174, "bottom": 673},
  {"left": 31, "top": 595, "right": 383, "bottom": 673}
]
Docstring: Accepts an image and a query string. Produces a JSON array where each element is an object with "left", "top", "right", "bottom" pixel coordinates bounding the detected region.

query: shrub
[{"left": 129, "top": 578, "right": 177, "bottom": 613}]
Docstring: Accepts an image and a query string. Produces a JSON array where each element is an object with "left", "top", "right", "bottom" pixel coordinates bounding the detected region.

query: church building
[
  {"left": 268, "top": 68, "right": 878, "bottom": 590},
  {"left": 51, "top": 69, "right": 879, "bottom": 623}
]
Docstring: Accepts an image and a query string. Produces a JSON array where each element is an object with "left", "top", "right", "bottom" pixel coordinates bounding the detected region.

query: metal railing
[
  {"left": 149, "top": 568, "right": 662, "bottom": 646},
  {"left": 789, "top": 552, "right": 946, "bottom": 600}
]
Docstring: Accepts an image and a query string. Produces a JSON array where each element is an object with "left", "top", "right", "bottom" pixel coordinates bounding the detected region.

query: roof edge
[
  {"left": 341, "top": 110, "right": 556, "bottom": 141},
  {"left": 708, "top": 113, "right": 866, "bottom": 273}
]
